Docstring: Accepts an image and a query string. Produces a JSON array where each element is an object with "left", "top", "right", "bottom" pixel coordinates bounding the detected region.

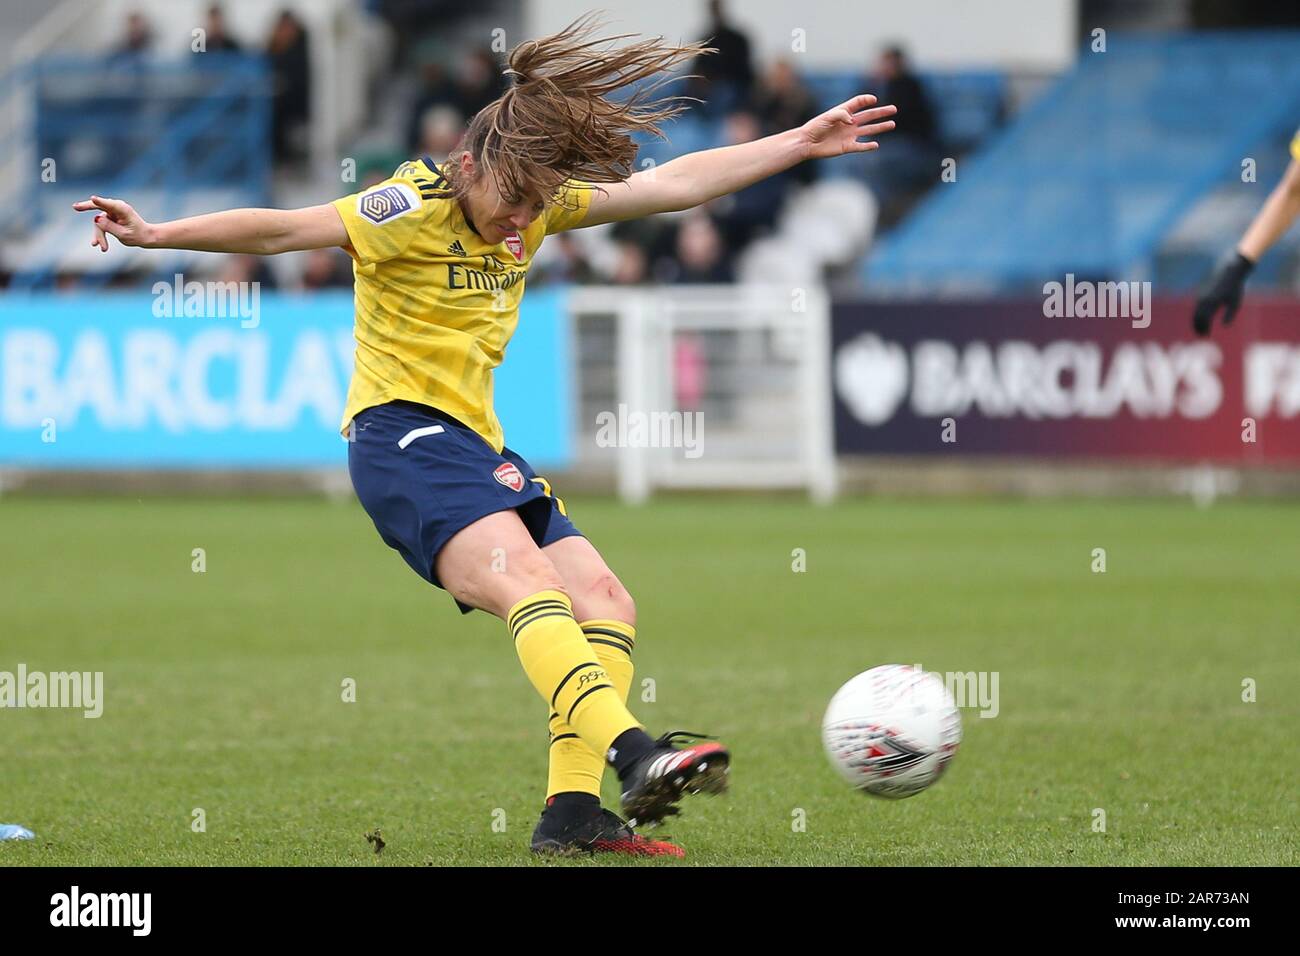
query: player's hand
[
  {"left": 1192, "top": 251, "right": 1254, "bottom": 336},
  {"left": 72, "top": 195, "right": 157, "bottom": 252},
  {"left": 798, "top": 94, "right": 897, "bottom": 160}
]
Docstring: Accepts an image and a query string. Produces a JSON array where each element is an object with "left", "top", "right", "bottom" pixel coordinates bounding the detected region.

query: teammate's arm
[
  {"left": 1193, "top": 156, "right": 1300, "bottom": 336},
  {"left": 578, "top": 94, "right": 896, "bottom": 227},
  {"left": 1239, "top": 157, "right": 1300, "bottom": 263},
  {"left": 72, "top": 195, "right": 349, "bottom": 255}
]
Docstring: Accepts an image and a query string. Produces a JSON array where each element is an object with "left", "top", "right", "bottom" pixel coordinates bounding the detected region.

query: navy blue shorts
[{"left": 348, "top": 400, "right": 582, "bottom": 612}]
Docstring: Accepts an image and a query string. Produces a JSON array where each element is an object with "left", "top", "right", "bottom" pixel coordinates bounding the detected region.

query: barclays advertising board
[{"left": 0, "top": 289, "right": 571, "bottom": 468}]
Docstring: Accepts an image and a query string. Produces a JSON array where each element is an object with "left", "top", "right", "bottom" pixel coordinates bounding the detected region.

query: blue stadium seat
[{"left": 863, "top": 32, "right": 1300, "bottom": 293}]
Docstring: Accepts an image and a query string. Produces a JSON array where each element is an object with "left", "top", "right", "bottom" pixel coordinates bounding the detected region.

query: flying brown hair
[{"left": 447, "top": 14, "right": 712, "bottom": 209}]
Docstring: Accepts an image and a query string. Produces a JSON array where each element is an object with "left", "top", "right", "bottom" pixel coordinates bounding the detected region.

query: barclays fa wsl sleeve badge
[{"left": 357, "top": 183, "right": 420, "bottom": 224}]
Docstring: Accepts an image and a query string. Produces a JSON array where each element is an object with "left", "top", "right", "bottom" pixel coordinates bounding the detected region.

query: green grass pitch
[{"left": 1, "top": 494, "right": 1296, "bottom": 866}]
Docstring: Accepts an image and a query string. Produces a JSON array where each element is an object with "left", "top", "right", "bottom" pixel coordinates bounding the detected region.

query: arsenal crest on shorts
[
  {"left": 504, "top": 232, "right": 524, "bottom": 261},
  {"left": 493, "top": 462, "right": 525, "bottom": 492}
]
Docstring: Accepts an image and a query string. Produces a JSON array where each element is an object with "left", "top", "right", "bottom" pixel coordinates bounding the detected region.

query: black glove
[{"left": 1192, "top": 251, "right": 1254, "bottom": 337}]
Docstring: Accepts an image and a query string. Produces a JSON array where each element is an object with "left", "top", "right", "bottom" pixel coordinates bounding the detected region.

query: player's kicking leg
[
  {"left": 519, "top": 536, "right": 678, "bottom": 856},
  {"left": 435, "top": 512, "right": 729, "bottom": 853},
  {"left": 347, "top": 402, "right": 727, "bottom": 857}
]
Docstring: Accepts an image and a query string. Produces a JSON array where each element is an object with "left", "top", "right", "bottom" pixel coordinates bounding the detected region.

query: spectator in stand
[
  {"left": 536, "top": 232, "right": 598, "bottom": 285},
  {"left": 610, "top": 240, "right": 650, "bottom": 285},
  {"left": 750, "top": 59, "right": 818, "bottom": 185},
  {"left": 105, "top": 11, "right": 154, "bottom": 141},
  {"left": 707, "top": 110, "right": 790, "bottom": 247},
  {"left": 371, "top": 0, "right": 464, "bottom": 66},
  {"left": 113, "top": 11, "right": 154, "bottom": 58},
  {"left": 871, "top": 45, "right": 936, "bottom": 147},
  {"left": 407, "top": 49, "right": 502, "bottom": 153},
  {"left": 859, "top": 44, "right": 940, "bottom": 222},
  {"left": 195, "top": 5, "right": 241, "bottom": 54},
  {"left": 688, "top": 0, "right": 754, "bottom": 118},
  {"left": 216, "top": 254, "right": 277, "bottom": 290},
  {"left": 267, "top": 9, "right": 311, "bottom": 164},
  {"left": 456, "top": 48, "right": 506, "bottom": 119},
  {"left": 662, "top": 212, "right": 734, "bottom": 284},
  {"left": 607, "top": 219, "right": 670, "bottom": 285},
  {"left": 300, "top": 247, "right": 354, "bottom": 290},
  {"left": 108, "top": 11, "right": 153, "bottom": 72},
  {"left": 673, "top": 334, "right": 707, "bottom": 411},
  {"left": 415, "top": 104, "right": 465, "bottom": 165},
  {"left": 407, "top": 61, "right": 460, "bottom": 152}
]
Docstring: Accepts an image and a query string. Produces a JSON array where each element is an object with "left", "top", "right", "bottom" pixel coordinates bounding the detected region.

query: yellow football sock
[
  {"left": 546, "top": 619, "right": 636, "bottom": 799},
  {"left": 509, "top": 592, "right": 641, "bottom": 767}
]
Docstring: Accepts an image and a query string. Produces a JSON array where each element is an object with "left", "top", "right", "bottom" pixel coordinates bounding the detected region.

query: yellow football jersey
[
  {"left": 332, "top": 158, "right": 593, "bottom": 451},
  {"left": 1291, "top": 127, "right": 1299, "bottom": 162}
]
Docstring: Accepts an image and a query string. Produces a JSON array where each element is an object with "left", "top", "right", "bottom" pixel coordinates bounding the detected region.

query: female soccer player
[{"left": 74, "top": 17, "right": 896, "bottom": 857}]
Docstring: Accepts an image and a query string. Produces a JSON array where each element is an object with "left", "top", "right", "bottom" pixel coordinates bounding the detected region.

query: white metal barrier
[{"left": 566, "top": 285, "right": 837, "bottom": 503}]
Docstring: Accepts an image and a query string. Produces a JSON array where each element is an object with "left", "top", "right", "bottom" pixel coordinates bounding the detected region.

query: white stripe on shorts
[{"left": 396, "top": 424, "right": 445, "bottom": 449}]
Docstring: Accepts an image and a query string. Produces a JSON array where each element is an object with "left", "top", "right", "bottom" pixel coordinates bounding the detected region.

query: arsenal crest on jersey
[
  {"left": 504, "top": 232, "right": 524, "bottom": 261},
  {"left": 493, "top": 462, "right": 525, "bottom": 492}
]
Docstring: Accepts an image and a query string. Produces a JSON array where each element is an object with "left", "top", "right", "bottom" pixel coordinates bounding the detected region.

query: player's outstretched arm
[
  {"left": 1193, "top": 157, "right": 1300, "bottom": 336},
  {"left": 72, "top": 196, "right": 349, "bottom": 256},
  {"left": 579, "top": 94, "right": 896, "bottom": 227}
]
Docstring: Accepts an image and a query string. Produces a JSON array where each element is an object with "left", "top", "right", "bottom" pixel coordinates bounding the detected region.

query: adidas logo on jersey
[{"left": 448, "top": 240, "right": 467, "bottom": 257}]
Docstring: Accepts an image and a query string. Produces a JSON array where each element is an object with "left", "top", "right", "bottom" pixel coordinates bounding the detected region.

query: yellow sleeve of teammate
[
  {"left": 543, "top": 180, "right": 595, "bottom": 235},
  {"left": 1290, "top": 127, "right": 1299, "bottom": 162},
  {"left": 332, "top": 177, "right": 430, "bottom": 267}
]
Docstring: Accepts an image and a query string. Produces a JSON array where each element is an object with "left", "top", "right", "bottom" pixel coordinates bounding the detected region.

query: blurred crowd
[
  {"left": 111, "top": 5, "right": 312, "bottom": 165},
  {"left": 44, "top": 0, "right": 959, "bottom": 292},
  {"left": 396, "top": 0, "right": 947, "bottom": 288}
]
